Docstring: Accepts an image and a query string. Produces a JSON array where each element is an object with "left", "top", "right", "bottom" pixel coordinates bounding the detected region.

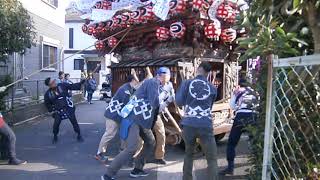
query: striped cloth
[{"left": 230, "top": 87, "right": 260, "bottom": 114}]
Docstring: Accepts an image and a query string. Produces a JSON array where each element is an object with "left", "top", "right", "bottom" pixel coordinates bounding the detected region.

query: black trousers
[
  {"left": 0, "top": 123, "right": 17, "bottom": 160},
  {"left": 182, "top": 126, "right": 218, "bottom": 180},
  {"left": 134, "top": 127, "right": 156, "bottom": 170},
  {"left": 53, "top": 113, "right": 81, "bottom": 136},
  {"left": 226, "top": 112, "right": 257, "bottom": 168},
  {"left": 87, "top": 92, "right": 93, "bottom": 103}
]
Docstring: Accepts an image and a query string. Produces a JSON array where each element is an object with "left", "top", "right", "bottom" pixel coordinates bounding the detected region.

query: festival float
[{"left": 80, "top": 0, "right": 248, "bottom": 145}]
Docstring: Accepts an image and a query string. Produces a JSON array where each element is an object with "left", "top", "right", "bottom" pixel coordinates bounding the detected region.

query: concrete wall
[{"left": 3, "top": 94, "right": 84, "bottom": 125}]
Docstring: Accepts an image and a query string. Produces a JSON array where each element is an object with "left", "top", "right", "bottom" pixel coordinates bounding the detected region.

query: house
[
  {"left": 4, "top": 0, "right": 68, "bottom": 99},
  {"left": 19, "top": 0, "right": 67, "bottom": 78},
  {"left": 64, "top": 1, "right": 111, "bottom": 88}
]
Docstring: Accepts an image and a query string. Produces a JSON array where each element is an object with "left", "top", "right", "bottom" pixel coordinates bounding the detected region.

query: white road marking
[
  {"left": 157, "top": 158, "right": 209, "bottom": 180},
  {"left": 157, "top": 160, "right": 184, "bottom": 180}
]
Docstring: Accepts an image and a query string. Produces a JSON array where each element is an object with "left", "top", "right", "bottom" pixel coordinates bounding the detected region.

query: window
[
  {"left": 87, "top": 61, "right": 101, "bottom": 72},
  {"left": 42, "top": 0, "right": 58, "bottom": 8},
  {"left": 69, "top": 28, "right": 74, "bottom": 49},
  {"left": 42, "top": 44, "right": 57, "bottom": 69},
  {"left": 74, "top": 59, "right": 84, "bottom": 71}
]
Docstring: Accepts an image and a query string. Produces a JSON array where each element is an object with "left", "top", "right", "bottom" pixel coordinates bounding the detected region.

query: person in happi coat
[
  {"left": 220, "top": 78, "right": 259, "bottom": 175},
  {"left": 95, "top": 75, "right": 139, "bottom": 163},
  {"left": 148, "top": 67, "right": 175, "bottom": 165},
  {"left": 0, "top": 112, "right": 27, "bottom": 165},
  {"left": 176, "top": 62, "right": 218, "bottom": 180},
  {"left": 101, "top": 68, "right": 169, "bottom": 180},
  {"left": 44, "top": 77, "right": 85, "bottom": 144}
]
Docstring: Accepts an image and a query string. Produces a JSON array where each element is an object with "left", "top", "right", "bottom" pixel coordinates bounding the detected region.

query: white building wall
[
  {"left": 19, "top": 0, "right": 68, "bottom": 28},
  {"left": 64, "top": 23, "right": 97, "bottom": 51},
  {"left": 64, "top": 21, "right": 103, "bottom": 82},
  {"left": 63, "top": 53, "right": 83, "bottom": 78},
  {"left": 7, "top": 0, "right": 69, "bottom": 97},
  {"left": 64, "top": 6, "right": 113, "bottom": 88},
  {"left": 64, "top": 21, "right": 98, "bottom": 78}
]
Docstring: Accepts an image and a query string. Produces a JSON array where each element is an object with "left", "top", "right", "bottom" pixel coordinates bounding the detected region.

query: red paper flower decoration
[
  {"left": 121, "top": 13, "right": 134, "bottom": 25},
  {"left": 115, "top": 15, "right": 127, "bottom": 28},
  {"left": 111, "top": 16, "right": 123, "bottom": 28},
  {"left": 156, "top": 27, "right": 170, "bottom": 41},
  {"left": 139, "top": 6, "right": 155, "bottom": 22},
  {"left": 108, "top": 37, "right": 118, "bottom": 48},
  {"left": 130, "top": 10, "right": 143, "bottom": 24},
  {"left": 192, "top": 0, "right": 203, "bottom": 11},
  {"left": 170, "top": 22, "right": 186, "bottom": 39},
  {"left": 93, "top": 31, "right": 99, "bottom": 38},
  {"left": 169, "top": 0, "right": 187, "bottom": 15},
  {"left": 97, "top": 22, "right": 107, "bottom": 32},
  {"left": 216, "top": 3, "right": 233, "bottom": 20},
  {"left": 201, "top": 0, "right": 211, "bottom": 11},
  {"left": 102, "top": 0, "right": 111, "bottom": 10},
  {"left": 225, "top": 10, "right": 236, "bottom": 24},
  {"left": 221, "top": 28, "right": 237, "bottom": 43},
  {"left": 88, "top": 24, "right": 98, "bottom": 35},
  {"left": 106, "top": 20, "right": 114, "bottom": 27},
  {"left": 226, "top": 1, "right": 238, "bottom": 9},
  {"left": 93, "top": 1, "right": 102, "bottom": 9},
  {"left": 204, "top": 22, "right": 221, "bottom": 40},
  {"left": 95, "top": 41, "right": 105, "bottom": 50},
  {"left": 82, "top": 24, "right": 88, "bottom": 33}
]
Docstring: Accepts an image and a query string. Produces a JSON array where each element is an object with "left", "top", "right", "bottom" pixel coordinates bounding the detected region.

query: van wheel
[{"left": 215, "top": 133, "right": 226, "bottom": 142}]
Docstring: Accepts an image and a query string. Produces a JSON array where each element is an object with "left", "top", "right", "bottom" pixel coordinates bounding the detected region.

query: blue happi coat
[
  {"left": 44, "top": 82, "right": 82, "bottom": 120},
  {"left": 126, "top": 78, "right": 160, "bottom": 129},
  {"left": 176, "top": 75, "right": 217, "bottom": 128},
  {"left": 104, "top": 82, "right": 135, "bottom": 122}
]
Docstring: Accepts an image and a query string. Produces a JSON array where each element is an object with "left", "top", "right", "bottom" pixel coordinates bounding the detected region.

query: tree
[
  {"left": 0, "top": 0, "right": 35, "bottom": 61},
  {"left": 289, "top": 0, "right": 320, "bottom": 53},
  {"left": 0, "top": 0, "right": 35, "bottom": 111},
  {"left": 237, "top": 0, "right": 319, "bottom": 59},
  {"left": 236, "top": 0, "right": 320, "bottom": 179}
]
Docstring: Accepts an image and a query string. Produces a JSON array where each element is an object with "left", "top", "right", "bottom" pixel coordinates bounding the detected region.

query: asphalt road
[{"left": 0, "top": 101, "right": 251, "bottom": 180}]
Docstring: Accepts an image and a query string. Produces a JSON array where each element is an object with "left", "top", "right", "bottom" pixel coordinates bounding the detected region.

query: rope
[
  {"left": 108, "top": 26, "right": 132, "bottom": 54},
  {"left": 0, "top": 28, "right": 130, "bottom": 92}
]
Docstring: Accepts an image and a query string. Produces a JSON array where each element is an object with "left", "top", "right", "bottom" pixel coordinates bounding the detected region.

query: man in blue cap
[
  {"left": 148, "top": 67, "right": 174, "bottom": 165},
  {"left": 101, "top": 67, "right": 170, "bottom": 180},
  {"left": 0, "top": 113, "right": 27, "bottom": 165}
]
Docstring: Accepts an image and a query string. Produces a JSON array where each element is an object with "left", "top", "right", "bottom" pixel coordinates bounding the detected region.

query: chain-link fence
[
  {"left": 262, "top": 55, "right": 320, "bottom": 179},
  {"left": 4, "top": 78, "right": 82, "bottom": 110}
]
